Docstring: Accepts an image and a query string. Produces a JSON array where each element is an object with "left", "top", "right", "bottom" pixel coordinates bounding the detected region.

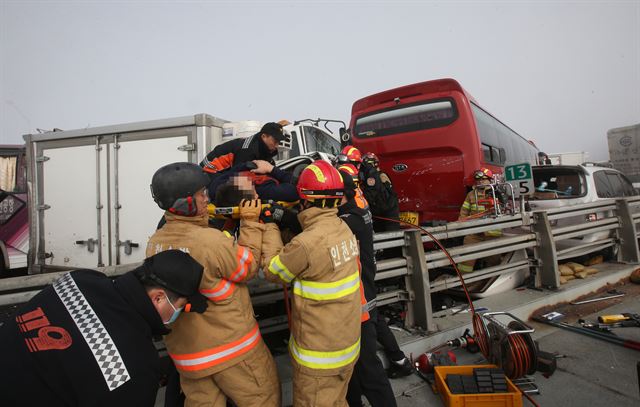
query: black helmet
[{"left": 151, "top": 162, "right": 210, "bottom": 214}]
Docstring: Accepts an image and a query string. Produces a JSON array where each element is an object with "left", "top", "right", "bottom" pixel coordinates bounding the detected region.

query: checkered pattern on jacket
[{"left": 54, "top": 273, "right": 130, "bottom": 391}]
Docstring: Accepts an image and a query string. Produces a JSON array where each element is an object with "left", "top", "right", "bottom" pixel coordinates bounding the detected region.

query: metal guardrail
[
  {"left": 2, "top": 198, "right": 640, "bottom": 336},
  {"left": 367, "top": 197, "right": 640, "bottom": 332}
]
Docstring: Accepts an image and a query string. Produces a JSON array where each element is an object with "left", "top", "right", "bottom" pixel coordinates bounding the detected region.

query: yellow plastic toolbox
[{"left": 434, "top": 364, "right": 523, "bottom": 407}]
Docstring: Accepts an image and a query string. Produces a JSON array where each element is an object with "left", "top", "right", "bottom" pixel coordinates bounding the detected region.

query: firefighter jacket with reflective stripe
[
  {"left": 0, "top": 270, "right": 168, "bottom": 407},
  {"left": 199, "top": 134, "right": 276, "bottom": 174},
  {"left": 338, "top": 200, "right": 378, "bottom": 320},
  {"left": 261, "top": 207, "right": 362, "bottom": 375},
  {"left": 458, "top": 188, "right": 502, "bottom": 237},
  {"left": 146, "top": 212, "right": 265, "bottom": 378}
]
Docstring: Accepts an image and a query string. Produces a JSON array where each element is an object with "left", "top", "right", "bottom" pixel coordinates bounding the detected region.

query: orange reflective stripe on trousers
[{"left": 169, "top": 324, "right": 261, "bottom": 372}]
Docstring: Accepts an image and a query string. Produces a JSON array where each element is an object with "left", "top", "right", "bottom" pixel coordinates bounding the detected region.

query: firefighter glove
[
  {"left": 239, "top": 199, "right": 262, "bottom": 222},
  {"left": 260, "top": 203, "right": 285, "bottom": 224}
]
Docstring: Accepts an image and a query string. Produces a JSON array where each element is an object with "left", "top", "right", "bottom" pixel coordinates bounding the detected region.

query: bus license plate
[{"left": 399, "top": 211, "right": 419, "bottom": 226}]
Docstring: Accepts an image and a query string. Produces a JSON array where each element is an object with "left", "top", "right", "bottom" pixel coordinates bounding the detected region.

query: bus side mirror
[{"left": 340, "top": 131, "right": 351, "bottom": 148}]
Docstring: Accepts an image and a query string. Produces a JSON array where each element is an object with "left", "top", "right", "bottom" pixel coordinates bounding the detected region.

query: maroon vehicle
[{"left": 349, "top": 78, "right": 538, "bottom": 225}]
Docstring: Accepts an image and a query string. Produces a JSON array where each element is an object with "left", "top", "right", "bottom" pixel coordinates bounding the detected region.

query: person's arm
[
  {"left": 200, "top": 139, "right": 242, "bottom": 173},
  {"left": 197, "top": 231, "right": 259, "bottom": 289},
  {"left": 458, "top": 194, "right": 472, "bottom": 220},
  {"left": 261, "top": 223, "right": 309, "bottom": 284},
  {"left": 251, "top": 160, "right": 293, "bottom": 184}
]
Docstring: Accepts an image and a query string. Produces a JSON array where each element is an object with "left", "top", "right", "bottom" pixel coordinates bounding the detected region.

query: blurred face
[
  {"left": 195, "top": 187, "right": 210, "bottom": 216},
  {"left": 231, "top": 174, "right": 258, "bottom": 199},
  {"left": 261, "top": 134, "right": 280, "bottom": 153},
  {"left": 475, "top": 177, "right": 491, "bottom": 187}
]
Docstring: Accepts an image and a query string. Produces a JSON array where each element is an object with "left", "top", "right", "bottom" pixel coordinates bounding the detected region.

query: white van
[{"left": 528, "top": 164, "right": 638, "bottom": 258}]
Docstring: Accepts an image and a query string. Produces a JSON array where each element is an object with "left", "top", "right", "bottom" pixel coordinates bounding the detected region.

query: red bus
[{"left": 349, "top": 78, "right": 538, "bottom": 226}]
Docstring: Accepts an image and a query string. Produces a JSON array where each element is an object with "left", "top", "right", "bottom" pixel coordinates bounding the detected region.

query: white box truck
[
  {"left": 23, "top": 114, "right": 342, "bottom": 274},
  {"left": 546, "top": 151, "right": 589, "bottom": 166}
]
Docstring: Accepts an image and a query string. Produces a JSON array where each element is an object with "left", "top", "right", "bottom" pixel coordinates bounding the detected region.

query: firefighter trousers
[
  {"left": 293, "top": 363, "right": 354, "bottom": 407},
  {"left": 179, "top": 340, "right": 280, "bottom": 407},
  {"left": 346, "top": 320, "right": 397, "bottom": 407},
  {"left": 457, "top": 233, "right": 501, "bottom": 273}
]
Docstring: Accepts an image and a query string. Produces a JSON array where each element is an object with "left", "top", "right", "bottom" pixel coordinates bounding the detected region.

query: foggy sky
[{"left": 1, "top": 0, "right": 639, "bottom": 162}]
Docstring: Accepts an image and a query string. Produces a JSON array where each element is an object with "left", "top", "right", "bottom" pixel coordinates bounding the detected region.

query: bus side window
[
  {"left": 482, "top": 144, "right": 492, "bottom": 162},
  {"left": 498, "top": 147, "right": 506, "bottom": 164}
]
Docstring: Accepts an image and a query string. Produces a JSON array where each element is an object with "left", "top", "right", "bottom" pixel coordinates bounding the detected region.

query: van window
[
  {"left": 595, "top": 170, "right": 638, "bottom": 197},
  {"left": 531, "top": 167, "right": 585, "bottom": 199},
  {"left": 619, "top": 173, "right": 638, "bottom": 196},
  {"left": 594, "top": 171, "right": 615, "bottom": 197}
]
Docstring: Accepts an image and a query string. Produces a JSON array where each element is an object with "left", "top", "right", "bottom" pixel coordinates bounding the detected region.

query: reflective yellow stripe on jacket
[
  {"left": 268, "top": 255, "right": 296, "bottom": 283},
  {"left": 292, "top": 271, "right": 360, "bottom": 301},
  {"left": 289, "top": 335, "right": 360, "bottom": 370}
]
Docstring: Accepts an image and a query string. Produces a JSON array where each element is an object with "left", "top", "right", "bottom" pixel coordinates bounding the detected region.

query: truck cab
[{"left": 220, "top": 119, "right": 342, "bottom": 162}]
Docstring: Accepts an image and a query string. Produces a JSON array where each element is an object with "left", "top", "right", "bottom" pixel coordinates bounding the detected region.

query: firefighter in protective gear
[
  {"left": 341, "top": 145, "right": 363, "bottom": 167},
  {"left": 457, "top": 168, "right": 502, "bottom": 273},
  {"left": 147, "top": 162, "right": 280, "bottom": 407},
  {"left": 360, "top": 152, "right": 400, "bottom": 232},
  {"left": 338, "top": 162, "right": 369, "bottom": 210},
  {"left": 338, "top": 174, "right": 397, "bottom": 407},
  {"left": 261, "top": 160, "right": 363, "bottom": 407}
]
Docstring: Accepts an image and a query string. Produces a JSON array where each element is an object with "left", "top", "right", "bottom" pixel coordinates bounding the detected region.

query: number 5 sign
[{"left": 504, "top": 163, "right": 534, "bottom": 197}]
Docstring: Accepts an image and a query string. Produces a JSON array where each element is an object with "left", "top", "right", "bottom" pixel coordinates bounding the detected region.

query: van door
[
  {"left": 110, "top": 129, "right": 193, "bottom": 266},
  {"left": 38, "top": 140, "right": 109, "bottom": 269}
]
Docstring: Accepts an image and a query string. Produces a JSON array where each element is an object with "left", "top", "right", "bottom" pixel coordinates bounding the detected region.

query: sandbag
[
  {"left": 566, "top": 262, "right": 585, "bottom": 273},
  {"left": 585, "top": 255, "right": 604, "bottom": 266},
  {"left": 574, "top": 271, "right": 588, "bottom": 279},
  {"left": 584, "top": 267, "right": 599, "bottom": 275},
  {"left": 559, "top": 264, "right": 574, "bottom": 276}
]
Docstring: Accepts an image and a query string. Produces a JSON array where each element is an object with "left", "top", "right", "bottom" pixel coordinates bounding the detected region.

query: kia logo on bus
[
  {"left": 620, "top": 136, "right": 632, "bottom": 147},
  {"left": 392, "top": 163, "right": 408, "bottom": 172}
]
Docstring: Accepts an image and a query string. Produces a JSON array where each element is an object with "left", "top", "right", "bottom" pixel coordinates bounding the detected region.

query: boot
[{"left": 386, "top": 357, "right": 414, "bottom": 379}]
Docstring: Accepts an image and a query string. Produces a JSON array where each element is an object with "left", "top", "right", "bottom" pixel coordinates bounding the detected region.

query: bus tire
[{"left": 0, "top": 251, "right": 7, "bottom": 278}]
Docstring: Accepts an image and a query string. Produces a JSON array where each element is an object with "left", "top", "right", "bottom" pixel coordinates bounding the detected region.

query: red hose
[{"left": 373, "top": 215, "right": 541, "bottom": 407}]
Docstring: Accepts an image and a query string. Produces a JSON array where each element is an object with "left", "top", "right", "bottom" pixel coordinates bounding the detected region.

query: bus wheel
[{"left": 0, "top": 252, "right": 7, "bottom": 278}]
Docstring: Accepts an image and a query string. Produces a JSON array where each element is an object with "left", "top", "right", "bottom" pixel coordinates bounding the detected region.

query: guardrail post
[
  {"left": 403, "top": 229, "right": 435, "bottom": 332},
  {"left": 532, "top": 212, "right": 560, "bottom": 289},
  {"left": 615, "top": 199, "right": 640, "bottom": 263}
]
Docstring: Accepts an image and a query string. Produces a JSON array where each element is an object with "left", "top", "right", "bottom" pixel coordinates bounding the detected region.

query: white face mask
[{"left": 163, "top": 294, "right": 183, "bottom": 325}]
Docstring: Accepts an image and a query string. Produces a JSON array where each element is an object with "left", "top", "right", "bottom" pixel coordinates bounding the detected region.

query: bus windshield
[{"left": 354, "top": 99, "right": 457, "bottom": 138}]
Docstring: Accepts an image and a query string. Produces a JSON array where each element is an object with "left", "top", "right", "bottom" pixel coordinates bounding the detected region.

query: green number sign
[{"left": 505, "top": 163, "right": 534, "bottom": 197}]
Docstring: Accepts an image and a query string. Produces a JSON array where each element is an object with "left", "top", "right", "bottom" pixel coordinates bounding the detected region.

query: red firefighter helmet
[
  {"left": 362, "top": 152, "right": 379, "bottom": 166},
  {"left": 337, "top": 163, "right": 359, "bottom": 184},
  {"left": 341, "top": 145, "right": 362, "bottom": 164},
  {"left": 473, "top": 167, "right": 493, "bottom": 180},
  {"left": 297, "top": 160, "right": 345, "bottom": 200}
]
